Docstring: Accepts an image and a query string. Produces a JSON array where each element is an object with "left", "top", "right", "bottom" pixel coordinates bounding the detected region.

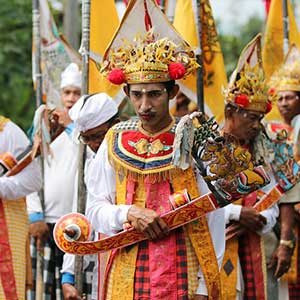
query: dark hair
[{"left": 105, "top": 112, "right": 119, "bottom": 126}]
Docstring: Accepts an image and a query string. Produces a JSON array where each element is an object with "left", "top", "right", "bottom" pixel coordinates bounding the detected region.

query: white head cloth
[
  {"left": 60, "top": 63, "right": 82, "bottom": 89},
  {"left": 69, "top": 93, "right": 118, "bottom": 132}
]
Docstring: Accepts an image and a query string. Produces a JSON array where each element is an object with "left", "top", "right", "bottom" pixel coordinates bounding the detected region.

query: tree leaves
[{"left": 0, "top": 1, "right": 35, "bottom": 130}]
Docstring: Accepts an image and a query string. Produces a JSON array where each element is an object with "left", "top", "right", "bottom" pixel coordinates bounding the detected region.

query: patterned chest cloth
[{"left": 108, "top": 118, "right": 177, "bottom": 177}]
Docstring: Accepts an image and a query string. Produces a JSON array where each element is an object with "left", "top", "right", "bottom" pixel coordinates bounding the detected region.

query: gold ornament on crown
[
  {"left": 269, "top": 44, "right": 300, "bottom": 92},
  {"left": 100, "top": 29, "right": 199, "bottom": 85},
  {"left": 223, "top": 63, "right": 278, "bottom": 113}
]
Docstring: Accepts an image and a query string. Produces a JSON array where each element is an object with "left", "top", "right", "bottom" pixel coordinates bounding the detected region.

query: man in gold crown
[
  {"left": 268, "top": 44, "right": 300, "bottom": 299},
  {"left": 268, "top": 44, "right": 300, "bottom": 163},
  {"left": 220, "top": 35, "right": 300, "bottom": 299},
  {"left": 0, "top": 116, "right": 42, "bottom": 300},
  {"left": 85, "top": 1, "right": 225, "bottom": 299}
]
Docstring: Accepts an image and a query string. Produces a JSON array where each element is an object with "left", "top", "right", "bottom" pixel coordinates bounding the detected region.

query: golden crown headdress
[
  {"left": 223, "top": 34, "right": 277, "bottom": 114},
  {"left": 269, "top": 44, "right": 300, "bottom": 92},
  {"left": 100, "top": 0, "right": 199, "bottom": 85}
]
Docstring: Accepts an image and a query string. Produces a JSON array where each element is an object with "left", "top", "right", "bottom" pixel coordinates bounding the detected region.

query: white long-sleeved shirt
[
  {"left": 0, "top": 121, "right": 42, "bottom": 199},
  {"left": 86, "top": 139, "right": 226, "bottom": 296},
  {"left": 26, "top": 130, "right": 79, "bottom": 223}
]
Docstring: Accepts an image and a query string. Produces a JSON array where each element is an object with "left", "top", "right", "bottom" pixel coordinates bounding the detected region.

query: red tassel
[
  {"left": 144, "top": 0, "right": 152, "bottom": 31},
  {"left": 235, "top": 94, "right": 249, "bottom": 108},
  {"left": 168, "top": 63, "right": 186, "bottom": 80},
  {"left": 107, "top": 69, "right": 125, "bottom": 85}
]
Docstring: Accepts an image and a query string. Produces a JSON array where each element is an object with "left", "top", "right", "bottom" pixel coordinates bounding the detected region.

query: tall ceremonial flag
[
  {"left": 263, "top": 0, "right": 300, "bottom": 79},
  {"left": 262, "top": 0, "right": 300, "bottom": 120},
  {"left": 89, "top": 0, "right": 121, "bottom": 100},
  {"left": 32, "top": 0, "right": 81, "bottom": 108},
  {"left": 173, "top": 0, "right": 227, "bottom": 124}
]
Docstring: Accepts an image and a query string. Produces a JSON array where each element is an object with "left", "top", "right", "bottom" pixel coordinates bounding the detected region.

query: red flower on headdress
[
  {"left": 265, "top": 101, "right": 272, "bottom": 114},
  {"left": 168, "top": 63, "right": 186, "bottom": 80},
  {"left": 107, "top": 69, "right": 125, "bottom": 85},
  {"left": 235, "top": 94, "right": 249, "bottom": 107},
  {"left": 268, "top": 87, "right": 276, "bottom": 95}
]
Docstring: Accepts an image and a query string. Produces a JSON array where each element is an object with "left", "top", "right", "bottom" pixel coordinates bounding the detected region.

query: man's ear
[
  {"left": 123, "top": 85, "right": 129, "bottom": 97},
  {"left": 168, "top": 84, "right": 180, "bottom": 100}
]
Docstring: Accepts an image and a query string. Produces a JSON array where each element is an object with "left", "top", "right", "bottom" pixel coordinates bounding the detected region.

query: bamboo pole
[
  {"left": 32, "top": 0, "right": 45, "bottom": 299},
  {"left": 74, "top": 0, "right": 90, "bottom": 295},
  {"left": 282, "top": 0, "right": 289, "bottom": 55},
  {"left": 196, "top": 0, "right": 204, "bottom": 113}
]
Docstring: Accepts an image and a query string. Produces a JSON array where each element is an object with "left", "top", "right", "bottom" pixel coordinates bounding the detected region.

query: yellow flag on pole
[
  {"left": 263, "top": 0, "right": 300, "bottom": 79},
  {"left": 89, "top": 0, "right": 121, "bottom": 99},
  {"left": 262, "top": 0, "right": 300, "bottom": 120},
  {"left": 173, "top": 0, "right": 227, "bottom": 124}
]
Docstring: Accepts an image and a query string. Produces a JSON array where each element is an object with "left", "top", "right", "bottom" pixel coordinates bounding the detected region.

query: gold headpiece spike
[
  {"left": 224, "top": 34, "right": 275, "bottom": 114},
  {"left": 269, "top": 44, "right": 300, "bottom": 92},
  {"left": 100, "top": 0, "right": 199, "bottom": 85}
]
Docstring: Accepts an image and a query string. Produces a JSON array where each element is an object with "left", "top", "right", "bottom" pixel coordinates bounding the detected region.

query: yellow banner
[
  {"left": 89, "top": 0, "right": 120, "bottom": 96},
  {"left": 263, "top": 0, "right": 300, "bottom": 120},
  {"left": 173, "top": 0, "right": 227, "bottom": 124}
]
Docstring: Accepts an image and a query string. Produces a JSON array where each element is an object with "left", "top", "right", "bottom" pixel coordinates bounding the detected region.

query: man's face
[
  {"left": 79, "top": 122, "right": 112, "bottom": 153},
  {"left": 126, "top": 82, "right": 177, "bottom": 131},
  {"left": 61, "top": 86, "right": 81, "bottom": 109},
  {"left": 277, "top": 90, "right": 300, "bottom": 122},
  {"left": 228, "top": 109, "right": 264, "bottom": 142}
]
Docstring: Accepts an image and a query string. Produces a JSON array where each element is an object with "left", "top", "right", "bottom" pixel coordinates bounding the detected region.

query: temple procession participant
[
  {"left": 0, "top": 116, "right": 42, "bottom": 300},
  {"left": 268, "top": 44, "right": 300, "bottom": 299},
  {"left": 221, "top": 35, "right": 300, "bottom": 300},
  {"left": 85, "top": 1, "right": 225, "bottom": 300},
  {"left": 27, "top": 62, "right": 82, "bottom": 300},
  {"left": 61, "top": 93, "right": 119, "bottom": 300}
]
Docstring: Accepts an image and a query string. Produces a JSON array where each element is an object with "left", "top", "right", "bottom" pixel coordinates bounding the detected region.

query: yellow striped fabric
[{"left": 0, "top": 199, "right": 30, "bottom": 300}]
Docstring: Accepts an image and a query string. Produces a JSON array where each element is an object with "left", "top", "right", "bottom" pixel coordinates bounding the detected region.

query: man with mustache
[
  {"left": 221, "top": 35, "right": 300, "bottom": 300},
  {"left": 268, "top": 44, "right": 300, "bottom": 299},
  {"left": 84, "top": 1, "right": 226, "bottom": 299}
]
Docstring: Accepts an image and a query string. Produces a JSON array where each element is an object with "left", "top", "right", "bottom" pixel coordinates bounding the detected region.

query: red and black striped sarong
[{"left": 134, "top": 228, "right": 188, "bottom": 300}]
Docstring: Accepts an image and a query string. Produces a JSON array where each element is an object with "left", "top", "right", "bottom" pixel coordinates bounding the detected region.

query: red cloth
[
  {"left": 264, "top": 0, "right": 271, "bottom": 16},
  {"left": 238, "top": 192, "right": 266, "bottom": 299},
  {"left": 134, "top": 228, "right": 188, "bottom": 300},
  {"left": 0, "top": 199, "right": 18, "bottom": 300}
]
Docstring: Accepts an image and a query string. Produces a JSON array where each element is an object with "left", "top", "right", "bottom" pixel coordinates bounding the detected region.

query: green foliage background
[
  {"left": 0, "top": 2, "right": 263, "bottom": 131},
  {"left": 0, "top": 1, "right": 35, "bottom": 131}
]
